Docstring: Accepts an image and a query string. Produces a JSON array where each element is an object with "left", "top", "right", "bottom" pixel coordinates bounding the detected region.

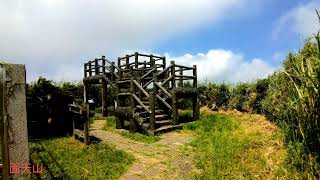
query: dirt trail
[{"left": 90, "top": 120, "right": 197, "bottom": 180}]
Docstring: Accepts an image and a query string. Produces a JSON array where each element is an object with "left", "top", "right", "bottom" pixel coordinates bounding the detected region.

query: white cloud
[
  {"left": 0, "top": 0, "right": 258, "bottom": 82},
  {"left": 273, "top": 0, "right": 320, "bottom": 39},
  {"left": 169, "top": 49, "right": 275, "bottom": 83}
]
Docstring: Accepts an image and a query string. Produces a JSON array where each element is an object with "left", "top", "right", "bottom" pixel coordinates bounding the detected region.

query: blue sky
[{"left": 0, "top": 0, "right": 319, "bottom": 83}]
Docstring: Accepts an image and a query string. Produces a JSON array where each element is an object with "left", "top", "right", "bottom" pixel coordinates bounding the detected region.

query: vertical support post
[
  {"left": 117, "top": 57, "right": 121, "bottom": 67},
  {"left": 193, "top": 65, "right": 199, "bottom": 120},
  {"left": 170, "top": 61, "right": 176, "bottom": 90},
  {"left": 163, "top": 57, "right": 166, "bottom": 70},
  {"left": 193, "top": 65, "right": 197, "bottom": 88},
  {"left": 135, "top": 52, "right": 139, "bottom": 69},
  {"left": 126, "top": 55, "right": 129, "bottom": 69},
  {"left": 88, "top": 61, "right": 92, "bottom": 77},
  {"left": 179, "top": 67, "right": 183, "bottom": 87},
  {"left": 129, "top": 77, "right": 137, "bottom": 132},
  {"left": 83, "top": 84, "right": 89, "bottom": 145},
  {"left": 84, "top": 63, "right": 87, "bottom": 78},
  {"left": 149, "top": 92, "right": 156, "bottom": 131},
  {"left": 172, "top": 91, "right": 178, "bottom": 125},
  {"left": 102, "top": 80, "right": 108, "bottom": 117},
  {"left": 115, "top": 80, "right": 123, "bottom": 129},
  {"left": 102, "top": 56, "right": 106, "bottom": 75},
  {"left": 95, "top": 58, "right": 99, "bottom": 75},
  {"left": 150, "top": 55, "right": 154, "bottom": 68},
  {"left": 2, "top": 64, "right": 29, "bottom": 179},
  {"left": 111, "top": 62, "right": 115, "bottom": 82},
  {"left": 0, "top": 66, "right": 9, "bottom": 180}
]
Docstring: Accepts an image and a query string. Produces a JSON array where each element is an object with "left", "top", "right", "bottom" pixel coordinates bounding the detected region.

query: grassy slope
[
  {"left": 183, "top": 108, "right": 301, "bottom": 179},
  {"left": 29, "top": 137, "right": 134, "bottom": 179}
]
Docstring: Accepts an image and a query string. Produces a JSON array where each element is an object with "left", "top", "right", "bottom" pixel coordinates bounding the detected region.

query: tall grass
[{"left": 262, "top": 29, "right": 320, "bottom": 175}]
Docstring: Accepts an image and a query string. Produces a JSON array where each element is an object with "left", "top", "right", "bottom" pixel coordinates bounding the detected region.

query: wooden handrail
[
  {"left": 155, "top": 82, "right": 172, "bottom": 99},
  {"left": 133, "top": 80, "right": 149, "bottom": 98},
  {"left": 175, "top": 64, "right": 194, "bottom": 70},
  {"left": 141, "top": 68, "right": 156, "bottom": 79},
  {"left": 133, "top": 94, "right": 150, "bottom": 113},
  {"left": 161, "top": 76, "right": 172, "bottom": 86},
  {"left": 175, "top": 75, "right": 196, "bottom": 79},
  {"left": 156, "top": 94, "right": 172, "bottom": 110},
  {"left": 142, "top": 78, "right": 153, "bottom": 89},
  {"left": 157, "top": 64, "right": 172, "bottom": 77}
]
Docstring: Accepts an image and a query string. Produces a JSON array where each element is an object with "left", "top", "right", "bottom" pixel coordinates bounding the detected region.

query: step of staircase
[{"left": 154, "top": 124, "right": 184, "bottom": 134}]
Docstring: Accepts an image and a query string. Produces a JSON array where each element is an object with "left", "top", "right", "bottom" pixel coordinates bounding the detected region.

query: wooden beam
[{"left": 149, "top": 92, "right": 156, "bottom": 131}]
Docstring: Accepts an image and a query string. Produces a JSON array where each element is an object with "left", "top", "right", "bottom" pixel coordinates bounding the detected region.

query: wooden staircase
[{"left": 83, "top": 52, "right": 199, "bottom": 135}]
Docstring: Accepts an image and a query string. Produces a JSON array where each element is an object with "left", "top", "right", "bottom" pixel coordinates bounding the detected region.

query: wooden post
[
  {"left": 171, "top": 61, "right": 176, "bottom": 90},
  {"left": 83, "top": 84, "right": 90, "bottom": 145},
  {"left": 115, "top": 79, "right": 123, "bottom": 129},
  {"left": 193, "top": 65, "right": 199, "bottom": 120},
  {"left": 95, "top": 58, "right": 99, "bottom": 75},
  {"left": 149, "top": 92, "right": 156, "bottom": 131},
  {"left": 102, "top": 80, "right": 108, "bottom": 117},
  {"left": 193, "top": 65, "right": 197, "bottom": 88},
  {"left": 172, "top": 91, "right": 178, "bottom": 125},
  {"left": 135, "top": 52, "right": 139, "bottom": 68},
  {"left": 130, "top": 77, "right": 137, "bottom": 132},
  {"left": 88, "top": 61, "right": 92, "bottom": 77},
  {"left": 102, "top": 56, "right": 106, "bottom": 75},
  {"left": 150, "top": 54, "right": 154, "bottom": 68},
  {"left": 179, "top": 67, "right": 183, "bottom": 87},
  {"left": 126, "top": 55, "right": 129, "bottom": 69},
  {"left": 163, "top": 57, "right": 166, "bottom": 70},
  {"left": 111, "top": 62, "right": 115, "bottom": 82},
  {"left": 0, "top": 66, "right": 10, "bottom": 179},
  {"left": 117, "top": 57, "right": 121, "bottom": 67},
  {"left": 1, "top": 64, "right": 30, "bottom": 179},
  {"left": 84, "top": 63, "right": 87, "bottom": 78}
]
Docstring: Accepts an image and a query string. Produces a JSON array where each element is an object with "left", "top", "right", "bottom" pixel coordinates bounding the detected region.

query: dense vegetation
[{"left": 196, "top": 39, "right": 320, "bottom": 176}]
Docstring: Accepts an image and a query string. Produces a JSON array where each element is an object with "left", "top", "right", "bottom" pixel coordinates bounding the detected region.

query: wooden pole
[
  {"left": 88, "top": 61, "right": 92, "bottom": 76},
  {"left": 102, "top": 56, "right": 106, "bottom": 74},
  {"left": 179, "top": 67, "right": 183, "bottom": 87},
  {"left": 0, "top": 66, "right": 9, "bottom": 179},
  {"left": 172, "top": 91, "right": 178, "bottom": 125},
  {"left": 95, "top": 58, "right": 99, "bottom": 75},
  {"left": 150, "top": 54, "right": 154, "bottom": 68},
  {"left": 102, "top": 80, "right": 108, "bottom": 117},
  {"left": 171, "top": 61, "right": 176, "bottom": 90},
  {"left": 149, "top": 92, "right": 156, "bottom": 131},
  {"left": 135, "top": 52, "right": 139, "bottom": 68},
  {"left": 193, "top": 65, "right": 199, "bottom": 120},
  {"left": 84, "top": 63, "right": 87, "bottom": 78},
  {"left": 83, "top": 84, "right": 89, "bottom": 145},
  {"left": 130, "top": 77, "right": 137, "bottom": 132},
  {"left": 126, "top": 55, "right": 129, "bottom": 69}
]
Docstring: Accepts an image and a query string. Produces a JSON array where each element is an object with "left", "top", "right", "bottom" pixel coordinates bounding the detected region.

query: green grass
[
  {"left": 119, "top": 131, "right": 160, "bottom": 144},
  {"left": 183, "top": 111, "right": 300, "bottom": 179},
  {"left": 29, "top": 137, "right": 134, "bottom": 179},
  {"left": 102, "top": 116, "right": 160, "bottom": 144}
]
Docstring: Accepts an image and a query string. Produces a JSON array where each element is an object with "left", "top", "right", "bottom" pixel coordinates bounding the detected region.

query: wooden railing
[{"left": 84, "top": 56, "right": 119, "bottom": 80}]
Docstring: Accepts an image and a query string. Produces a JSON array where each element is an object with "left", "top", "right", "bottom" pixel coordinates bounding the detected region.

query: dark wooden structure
[{"left": 81, "top": 52, "right": 199, "bottom": 136}]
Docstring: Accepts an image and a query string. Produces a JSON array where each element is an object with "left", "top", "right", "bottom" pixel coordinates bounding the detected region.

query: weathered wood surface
[{"left": 3, "top": 64, "right": 30, "bottom": 180}]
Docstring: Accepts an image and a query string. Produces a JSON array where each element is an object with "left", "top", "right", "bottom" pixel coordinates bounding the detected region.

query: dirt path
[{"left": 90, "top": 120, "right": 197, "bottom": 180}]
